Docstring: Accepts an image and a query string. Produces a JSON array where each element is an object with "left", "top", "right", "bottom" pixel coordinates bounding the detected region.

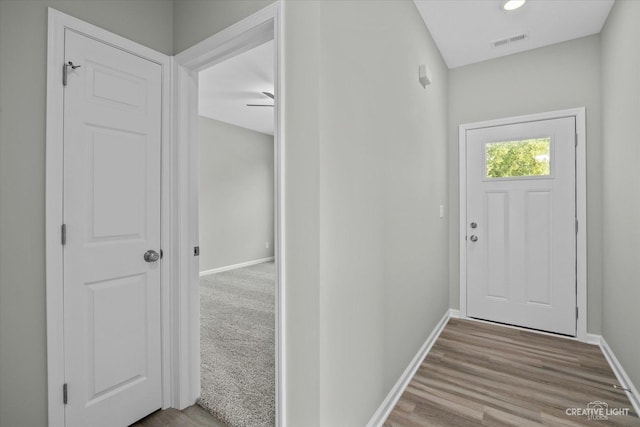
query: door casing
[
  {"left": 172, "top": 2, "right": 285, "bottom": 426},
  {"left": 458, "top": 108, "right": 587, "bottom": 342}
]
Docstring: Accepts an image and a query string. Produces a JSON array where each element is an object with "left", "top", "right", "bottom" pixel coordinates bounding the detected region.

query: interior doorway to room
[
  {"left": 196, "top": 39, "right": 276, "bottom": 427},
  {"left": 460, "top": 109, "right": 587, "bottom": 340}
]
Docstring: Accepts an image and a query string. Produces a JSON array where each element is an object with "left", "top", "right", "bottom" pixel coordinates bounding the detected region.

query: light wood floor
[
  {"left": 385, "top": 318, "right": 639, "bottom": 427},
  {"left": 130, "top": 404, "right": 227, "bottom": 427}
]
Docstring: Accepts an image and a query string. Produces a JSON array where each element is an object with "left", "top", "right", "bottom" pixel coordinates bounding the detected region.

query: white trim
[
  {"left": 587, "top": 333, "right": 602, "bottom": 346},
  {"left": 46, "top": 11, "right": 65, "bottom": 427},
  {"left": 366, "top": 310, "right": 453, "bottom": 427},
  {"left": 574, "top": 110, "right": 587, "bottom": 342},
  {"left": 45, "top": 8, "right": 172, "bottom": 427},
  {"left": 199, "top": 257, "right": 275, "bottom": 276},
  {"left": 173, "top": 3, "right": 285, "bottom": 424},
  {"left": 174, "top": 3, "right": 276, "bottom": 71},
  {"left": 274, "top": 5, "right": 286, "bottom": 426},
  {"left": 458, "top": 107, "right": 587, "bottom": 342},
  {"left": 590, "top": 335, "right": 640, "bottom": 416},
  {"left": 160, "top": 47, "right": 174, "bottom": 415}
]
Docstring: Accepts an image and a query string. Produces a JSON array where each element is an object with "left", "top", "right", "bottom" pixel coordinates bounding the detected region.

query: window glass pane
[{"left": 485, "top": 137, "right": 551, "bottom": 178}]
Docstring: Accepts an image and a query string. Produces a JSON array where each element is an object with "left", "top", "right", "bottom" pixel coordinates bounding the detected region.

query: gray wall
[
  {"left": 281, "top": 2, "right": 322, "bottom": 423},
  {"left": 198, "top": 116, "right": 274, "bottom": 271},
  {"left": 0, "top": 1, "right": 174, "bottom": 426},
  {"left": 180, "top": 1, "right": 450, "bottom": 424},
  {"left": 317, "top": 1, "right": 449, "bottom": 425},
  {"left": 173, "top": 0, "right": 275, "bottom": 53},
  {"left": 448, "top": 35, "right": 603, "bottom": 334},
  {"left": 601, "top": 0, "right": 640, "bottom": 390}
]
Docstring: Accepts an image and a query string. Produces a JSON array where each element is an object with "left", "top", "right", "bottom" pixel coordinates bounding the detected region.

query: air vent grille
[
  {"left": 492, "top": 32, "right": 529, "bottom": 49},
  {"left": 510, "top": 34, "right": 528, "bottom": 43},
  {"left": 494, "top": 39, "right": 509, "bottom": 48}
]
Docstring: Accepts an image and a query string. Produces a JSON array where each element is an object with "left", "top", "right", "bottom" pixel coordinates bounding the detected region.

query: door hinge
[
  {"left": 575, "top": 218, "right": 578, "bottom": 234},
  {"left": 575, "top": 133, "right": 578, "bottom": 147},
  {"left": 61, "top": 224, "right": 67, "bottom": 245},
  {"left": 62, "top": 61, "right": 81, "bottom": 87},
  {"left": 63, "top": 383, "right": 68, "bottom": 405},
  {"left": 576, "top": 307, "right": 579, "bottom": 320},
  {"left": 194, "top": 246, "right": 200, "bottom": 256}
]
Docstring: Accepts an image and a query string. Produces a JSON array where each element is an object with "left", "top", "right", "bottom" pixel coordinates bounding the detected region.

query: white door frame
[
  {"left": 172, "top": 2, "right": 285, "bottom": 426},
  {"left": 458, "top": 108, "right": 587, "bottom": 342},
  {"left": 45, "top": 8, "right": 173, "bottom": 427}
]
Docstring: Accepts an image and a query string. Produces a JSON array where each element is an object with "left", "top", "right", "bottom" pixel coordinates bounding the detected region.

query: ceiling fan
[{"left": 247, "top": 91, "right": 275, "bottom": 107}]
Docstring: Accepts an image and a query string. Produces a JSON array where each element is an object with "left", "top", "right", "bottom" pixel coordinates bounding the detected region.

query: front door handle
[
  {"left": 144, "top": 250, "right": 160, "bottom": 263},
  {"left": 470, "top": 235, "right": 478, "bottom": 242}
]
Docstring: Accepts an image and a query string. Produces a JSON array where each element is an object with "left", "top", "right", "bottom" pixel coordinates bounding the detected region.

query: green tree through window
[{"left": 486, "top": 137, "right": 551, "bottom": 178}]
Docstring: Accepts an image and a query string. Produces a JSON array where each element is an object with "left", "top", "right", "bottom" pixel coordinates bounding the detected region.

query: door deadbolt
[{"left": 470, "top": 222, "right": 477, "bottom": 229}]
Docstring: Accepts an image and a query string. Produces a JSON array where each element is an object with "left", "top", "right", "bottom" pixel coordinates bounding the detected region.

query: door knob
[
  {"left": 470, "top": 235, "right": 478, "bottom": 242},
  {"left": 144, "top": 250, "right": 160, "bottom": 263}
]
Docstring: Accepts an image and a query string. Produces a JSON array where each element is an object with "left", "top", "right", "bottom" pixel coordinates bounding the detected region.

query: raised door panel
[
  {"left": 89, "top": 128, "right": 148, "bottom": 241},
  {"left": 88, "top": 274, "right": 147, "bottom": 401},
  {"left": 524, "top": 190, "right": 552, "bottom": 306}
]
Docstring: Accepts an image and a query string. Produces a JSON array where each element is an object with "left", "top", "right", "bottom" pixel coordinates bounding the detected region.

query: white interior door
[
  {"left": 465, "top": 117, "right": 576, "bottom": 335},
  {"left": 63, "top": 29, "right": 162, "bottom": 427}
]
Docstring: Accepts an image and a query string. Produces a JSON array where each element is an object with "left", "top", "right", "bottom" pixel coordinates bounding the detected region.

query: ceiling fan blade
[
  {"left": 246, "top": 104, "right": 274, "bottom": 107},
  {"left": 262, "top": 91, "right": 275, "bottom": 99}
]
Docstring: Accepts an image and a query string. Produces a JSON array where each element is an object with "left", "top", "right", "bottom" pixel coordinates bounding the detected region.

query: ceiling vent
[{"left": 492, "top": 32, "right": 529, "bottom": 49}]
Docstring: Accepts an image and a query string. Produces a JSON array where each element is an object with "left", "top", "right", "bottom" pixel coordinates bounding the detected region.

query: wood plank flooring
[
  {"left": 130, "top": 404, "right": 227, "bottom": 427},
  {"left": 384, "top": 318, "right": 639, "bottom": 427}
]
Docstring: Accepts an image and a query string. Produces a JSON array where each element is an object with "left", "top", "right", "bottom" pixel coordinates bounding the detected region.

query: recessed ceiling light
[{"left": 503, "top": 0, "right": 526, "bottom": 11}]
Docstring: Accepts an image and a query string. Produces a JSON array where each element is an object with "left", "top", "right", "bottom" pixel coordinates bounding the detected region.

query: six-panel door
[{"left": 63, "top": 29, "right": 162, "bottom": 427}]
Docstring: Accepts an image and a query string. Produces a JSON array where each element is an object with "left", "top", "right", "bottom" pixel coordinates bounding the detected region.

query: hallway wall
[
  {"left": 317, "top": 1, "right": 449, "bottom": 424},
  {"left": 601, "top": 0, "right": 640, "bottom": 391},
  {"left": 448, "top": 35, "right": 603, "bottom": 334}
]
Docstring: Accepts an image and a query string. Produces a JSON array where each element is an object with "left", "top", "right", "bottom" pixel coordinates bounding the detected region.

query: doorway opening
[
  {"left": 172, "top": 3, "right": 284, "bottom": 426},
  {"left": 196, "top": 39, "right": 276, "bottom": 426}
]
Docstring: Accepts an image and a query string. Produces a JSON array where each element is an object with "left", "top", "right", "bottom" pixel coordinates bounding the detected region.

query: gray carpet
[{"left": 198, "top": 261, "right": 275, "bottom": 427}]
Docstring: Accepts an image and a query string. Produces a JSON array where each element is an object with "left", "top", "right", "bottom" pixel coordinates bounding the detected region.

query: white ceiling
[
  {"left": 414, "top": 0, "right": 614, "bottom": 69},
  {"left": 198, "top": 40, "right": 274, "bottom": 135},
  {"left": 198, "top": 2, "right": 613, "bottom": 130}
]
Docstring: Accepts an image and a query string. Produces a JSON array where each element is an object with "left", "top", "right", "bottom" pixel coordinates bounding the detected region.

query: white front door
[
  {"left": 63, "top": 29, "right": 162, "bottom": 426},
  {"left": 465, "top": 117, "right": 576, "bottom": 335}
]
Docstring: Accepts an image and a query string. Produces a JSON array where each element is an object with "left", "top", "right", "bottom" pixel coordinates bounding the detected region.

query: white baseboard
[
  {"left": 592, "top": 335, "right": 640, "bottom": 416},
  {"left": 586, "top": 333, "right": 601, "bottom": 346},
  {"left": 366, "top": 309, "right": 453, "bottom": 427},
  {"left": 199, "top": 256, "right": 274, "bottom": 276}
]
